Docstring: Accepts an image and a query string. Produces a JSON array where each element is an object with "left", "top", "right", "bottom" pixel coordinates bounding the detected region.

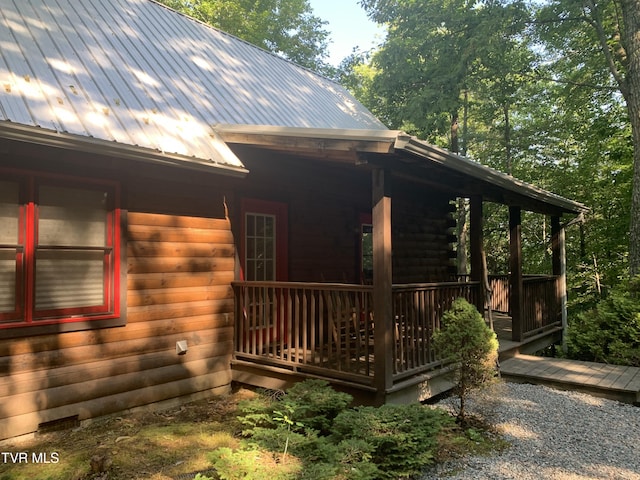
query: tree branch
[{"left": 582, "top": 0, "right": 629, "bottom": 98}]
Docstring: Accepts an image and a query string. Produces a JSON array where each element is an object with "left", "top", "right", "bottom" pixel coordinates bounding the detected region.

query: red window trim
[{"left": 0, "top": 169, "right": 121, "bottom": 334}]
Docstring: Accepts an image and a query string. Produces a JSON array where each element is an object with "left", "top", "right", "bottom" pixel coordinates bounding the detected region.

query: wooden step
[{"left": 500, "top": 355, "right": 640, "bottom": 405}]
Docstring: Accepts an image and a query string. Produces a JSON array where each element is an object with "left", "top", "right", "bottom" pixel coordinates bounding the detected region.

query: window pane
[
  {"left": 0, "top": 180, "right": 19, "bottom": 244},
  {"left": 245, "top": 213, "right": 276, "bottom": 282},
  {"left": 246, "top": 215, "right": 255, "bottom": 236},
  {"left": 0, "top": 250, "right": 16, "bottom": 313},
  {"left": 264, "top": 260, "right": 274, "bottom": 281},
  {"left": 38, "top": 185, "right": 107, "bottom": 247},
  {"left": 264, "top": 216, "right": 274, "bottom": 238},
  {"left": 256, "top": 216, "right": 265, "bottom": 236},
  {"left": 35, "top": 250, "right": 105, "bottom": 311}
]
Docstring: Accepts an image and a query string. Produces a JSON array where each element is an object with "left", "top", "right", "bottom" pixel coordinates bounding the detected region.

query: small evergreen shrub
[
  {"left": 432, "top": 298, "right": 499, "bottom": 422},
  {"left": 279, "top": 379, "right": 353, "bottom": 435},
  {"left": 331, "top": 403, "right": 453, "bottom": 479},
  {"left": 567, "top": 276, "right": 640, "bottom": 366},
  {"left": 237, "top": 379, "right": 352, "bottom": 437},
  {"left": 207, "top": 446, "right": 302, "bottom": 480},
  {"left": 210, "top": 379, "right": 457, "bottom": 480}
]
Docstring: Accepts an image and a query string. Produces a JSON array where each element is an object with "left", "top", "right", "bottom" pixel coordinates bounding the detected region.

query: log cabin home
[{"left": 0, "top": 0, "right": 587, "bottom": 441}]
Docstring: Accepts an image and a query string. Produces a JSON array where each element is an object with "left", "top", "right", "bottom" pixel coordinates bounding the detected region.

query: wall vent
[{"left": 38, "top": 415, "right": 80, "bottom": 434}]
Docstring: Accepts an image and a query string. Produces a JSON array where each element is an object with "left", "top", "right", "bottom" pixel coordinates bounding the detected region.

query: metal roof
[{"left": 0, "top": 0, "right": 385, "bottom": 172}]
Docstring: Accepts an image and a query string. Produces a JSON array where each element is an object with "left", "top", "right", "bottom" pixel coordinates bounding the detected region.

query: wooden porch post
[
  {"left": 372, "top": 168, "right": 394, "bottom": 401},
  {"left": 469, "top": 196, "right": 484, "bottom": 313},
  {"left": 552, "top": 215, "right": 568, "bottom": 352},
  {"left": 509, "top": 206, "right": 524, "bottom": 342}
]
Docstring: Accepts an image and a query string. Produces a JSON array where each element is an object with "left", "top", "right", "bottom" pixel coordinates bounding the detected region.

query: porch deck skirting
[{"left": 232, "top": 278, "right": 560, "bottom": 392}]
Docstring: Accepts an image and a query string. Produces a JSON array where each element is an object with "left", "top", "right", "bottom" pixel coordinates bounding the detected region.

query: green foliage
[
  {"left": 238, "top": 379, "right": 352, "bottom": 436},
  {"left": 432, "top": 298, "right": 499, "bottom": 422},
  {"left": 567, "top": 277, "right": 640, "bottom": 366},
  {"left": 207, "top": 447, "right": 302, "bottom": 480},
  {"left": 211, "top": 379, "right": 455, "bottom": 480},
  {"left": 280, "top": 378, "right": 353, "bottom": 434},
  {"left": 332, "top": 404, "right": 453, "bottom": 479},
  {"left": 193, "top": 474, "right": 214, "bottom": 480}
]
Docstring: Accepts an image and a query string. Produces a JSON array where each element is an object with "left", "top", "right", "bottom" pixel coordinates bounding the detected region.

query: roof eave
[
  {"left": 214, "top": 124, "right": 400, "bottom": 155},
  {"left": 399, "top": 136, "right": 589, "bottom": 216},
  {"left": 0, "top": 122, "right": 248, "bottom": 177}
]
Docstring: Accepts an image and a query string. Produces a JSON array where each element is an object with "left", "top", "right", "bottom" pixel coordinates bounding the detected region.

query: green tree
[
  {"left": 361, "top": 0, "right": 532, "bottom": 147},
  {"left": 432, "top": 298, "right": 498, "bottom": 423},
  {"left": 535, "top": 0, "right": 640, "bottom": 276},
  {"left": 158, "top": 0, "right": 331, "bottom": 72}
]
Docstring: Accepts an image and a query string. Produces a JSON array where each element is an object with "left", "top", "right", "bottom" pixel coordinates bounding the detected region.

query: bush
[
  {"left": 432, "top": 298, "right": 499, "bottom": 422},
  {"left": 207, "top": 446, "right": 302, "bottom": 480},
  {"left": 567, "top": 277, "right": 640, "bottom": 366},
  {"left": 331, "top": 403, "right": 453, "bottom": 479},
  {"left": 211, "top": 379, "right": 456, "bottom": 480},
  {"left": 238, "top": 379, "right": 352, "bottom": 437},
  {"left": 279, "top": 379, "right": 353, "bottom": 435}
]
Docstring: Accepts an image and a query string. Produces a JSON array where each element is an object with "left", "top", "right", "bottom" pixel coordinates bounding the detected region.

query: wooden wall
[
  {"left": 392, "top": 181, "right": 457, "bottom": 283},
  {"left": 229, "top": 146, "right": 457, "bottom": 285},
  {"left": 0, "top": 141, "right": 457, "bottom": 441},
  {"left": 229, "top": 147, "right": 372, "bottom": 283},
  {"left": 0, "top": 146, "right": 237, "bottom": 441}
]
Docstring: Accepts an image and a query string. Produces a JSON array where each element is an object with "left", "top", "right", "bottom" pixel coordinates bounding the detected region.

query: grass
[
  {"left": 0, "top": 386, "right": 509, "bottom": 480},
  {"left": 0, "top": 388, "right": 252, "bottom": 480}
]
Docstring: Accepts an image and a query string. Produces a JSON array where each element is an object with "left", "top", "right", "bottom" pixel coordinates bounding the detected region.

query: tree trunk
[
  {"left": 503, "top": 103, "right": 512, "bottom": 175},
  {"left": 457, "top": 199, "right": 469, "bottom": 275},
  {"left": 619, "top": 0, "right": 640, "bottom": 275},
  {"left": 451, "top": 110, "right": 469, "bottom": 276}
]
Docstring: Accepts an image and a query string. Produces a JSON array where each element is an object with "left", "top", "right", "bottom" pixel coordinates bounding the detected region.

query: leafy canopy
[{"left": 157, "top": 0, "right": 331, "bottom": 72}]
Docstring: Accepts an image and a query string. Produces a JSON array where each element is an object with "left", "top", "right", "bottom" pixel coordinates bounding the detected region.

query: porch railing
[
  {"left": 488, "top": 275, "right": 510, "bottom": 313},
  {"left": 392, "top": 281, "right": 480, "bottom": 378},
  {"left": 232, "top": 281, "right": 375, "bottom": 386},
  {"left": 233, "top": 280, "right": 481, "bottom": 385},
  {"left": 486, "top": 274, "right": 561, "bottom": 338},
  {"left": 233, "top": 276, "right": 559, "bottom": 387},
  {"left": 522, "top": 275, "right": 561, "bottom": 337}
]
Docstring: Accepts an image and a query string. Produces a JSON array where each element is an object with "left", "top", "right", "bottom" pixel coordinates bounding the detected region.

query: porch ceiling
[{"left": 215, "top": 124, "right": 588, "bottom": 216}]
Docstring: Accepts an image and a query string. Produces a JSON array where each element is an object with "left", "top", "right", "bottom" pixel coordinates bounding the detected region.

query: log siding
[{"left": 0, "top": 206, "right": 235, "bottom": 441}]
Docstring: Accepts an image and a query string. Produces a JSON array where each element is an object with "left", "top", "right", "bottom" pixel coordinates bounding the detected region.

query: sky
[{"left": 307, "top": 0, "right": 386, "bottom": 66}]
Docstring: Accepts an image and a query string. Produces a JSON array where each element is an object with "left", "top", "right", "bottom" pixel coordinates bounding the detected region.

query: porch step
[
  {"left": 497, "top": 326, "right": 563, "bottom": 361},
  {"left": 500, "top": 354, "right": 640, "bottom": 405}
]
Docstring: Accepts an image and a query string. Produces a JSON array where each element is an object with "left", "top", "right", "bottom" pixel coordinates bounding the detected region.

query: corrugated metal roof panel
[{"left": 0, "top": 0, "right": 386, "bottom": 170}]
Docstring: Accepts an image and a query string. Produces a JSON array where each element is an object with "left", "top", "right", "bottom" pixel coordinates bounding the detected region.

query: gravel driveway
[{"left": 423, "top": 382, "right": 640, "bottom": 479}]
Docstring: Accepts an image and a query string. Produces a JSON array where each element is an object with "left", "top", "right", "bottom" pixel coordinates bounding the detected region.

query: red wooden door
[{"left": 240, "top": 199, "right": 288, "bottom": 347}]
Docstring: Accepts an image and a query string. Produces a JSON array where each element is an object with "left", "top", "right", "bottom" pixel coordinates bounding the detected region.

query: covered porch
[
  {"left": 231, "top": 275, "right": 562, "bottom": 403},
  {"left": 220, "top": 126, "right": 587, "bottom": 404}
]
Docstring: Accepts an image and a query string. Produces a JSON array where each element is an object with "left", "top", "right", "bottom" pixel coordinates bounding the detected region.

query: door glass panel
[{"left": 245, "top": 213, "right": 276, "bottom": 281}]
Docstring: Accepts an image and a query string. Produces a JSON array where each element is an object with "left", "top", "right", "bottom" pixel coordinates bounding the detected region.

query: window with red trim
[{"left": 0, "top": 173, "right": 120, "bottom": 334}]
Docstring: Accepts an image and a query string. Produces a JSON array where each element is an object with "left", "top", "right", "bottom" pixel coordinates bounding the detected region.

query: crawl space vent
[{"left": 38, "top": 415, "right": 80, "bottom": 433}]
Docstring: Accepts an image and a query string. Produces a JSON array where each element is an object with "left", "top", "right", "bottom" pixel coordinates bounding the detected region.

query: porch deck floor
[{"left": 500, "top": 355, "right": 640, "bottom": 405}]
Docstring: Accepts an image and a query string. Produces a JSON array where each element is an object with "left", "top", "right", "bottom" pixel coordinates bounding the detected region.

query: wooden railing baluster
[{"left": 232, "top": 276, "right": 560, "bottom": 387}]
